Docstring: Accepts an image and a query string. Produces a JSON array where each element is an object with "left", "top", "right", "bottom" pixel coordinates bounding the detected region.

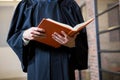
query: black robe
[{"left": 7, "top": 0, "right": 88, "bottom": 80}]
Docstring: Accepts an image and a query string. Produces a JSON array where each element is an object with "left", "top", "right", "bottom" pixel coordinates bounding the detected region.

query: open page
[
  {"left": 73, "top": 18, "right": 94, "bottom": 31},
  {"left": 46, "top": 18, "right": 94, "bottom": 31},
  {"left": 46, "top": 18, "right": 73, "bottom": 30}
]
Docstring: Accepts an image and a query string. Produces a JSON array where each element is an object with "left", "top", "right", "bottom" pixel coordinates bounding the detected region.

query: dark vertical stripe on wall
[{"left": 93, "top": 0, "right": 102, "bottom": 80}]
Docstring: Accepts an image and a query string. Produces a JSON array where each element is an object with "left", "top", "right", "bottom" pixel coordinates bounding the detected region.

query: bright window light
[
  {"left": 0, "top": 0, "right": 13, "bottom": 1},
  {"left": 0, "top": 0, "right": 21, "bottom": 1}
]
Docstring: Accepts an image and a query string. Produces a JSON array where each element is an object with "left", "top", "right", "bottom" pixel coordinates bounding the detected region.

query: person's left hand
[{"left": 52, "top": 31, "right": 78, "bottom": 48}]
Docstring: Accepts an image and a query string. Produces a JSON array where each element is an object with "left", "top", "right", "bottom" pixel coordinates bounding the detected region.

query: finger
[
  {"left": 32, "top": 30, "right": 45, "bottom": 36},
  {"left": 61, "top": 31, "right": 67, "bottom": 37},
  {"left": 34, "top": 28, "right": 45, "bottom": 33},
  {"left": 33, "top": 34, "right": 46, "bottom": 38},
  {"left": 31, "top": 30, "right": 40, "bottom": 35},
  {"left": 32, "top": 28, "right": 46, "bottom": 36},
  {"left": 30, "top": 32, "right": 46, "bottom": 39},
  {"left": 53, "top": 32, "right": 63, "bottom": 39},
  {"left": 53, "top": 32, "right": 67, "bottom": 42},
  {"left": 52, "top": 34, "right": 64, "bottom": 44},
  {"left": 52, "top": 33, "right": 67, "bottom": 44},
  {"left": 60, "top": 31, "right": 70, "bottom": 42}
]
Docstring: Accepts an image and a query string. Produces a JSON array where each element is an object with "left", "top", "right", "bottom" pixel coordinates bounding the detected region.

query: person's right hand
[{"left": 23, "top": 27, "right": 46, "bottom": 41}]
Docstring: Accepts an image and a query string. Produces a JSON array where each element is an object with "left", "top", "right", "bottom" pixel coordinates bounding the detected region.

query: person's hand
[
  {"left": 52, "top": 31, "right": 78, "bottom": 48},
  {"left": 23, "top": 27, "right": 46, "bottom": 41}
]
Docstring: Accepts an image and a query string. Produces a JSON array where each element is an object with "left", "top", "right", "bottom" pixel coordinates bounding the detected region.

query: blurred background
[{"left": 0, "top": 0, "right": 120, "bottom": 80}]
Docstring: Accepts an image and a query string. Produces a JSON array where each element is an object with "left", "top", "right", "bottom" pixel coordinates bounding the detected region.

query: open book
[{"left": 34, "top": 18, "right": 94, "bottom": 48}]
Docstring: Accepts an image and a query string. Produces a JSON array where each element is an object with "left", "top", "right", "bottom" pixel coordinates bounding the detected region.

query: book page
[
  {"left": 46, "top": 18, "right": 73, "bottom": 30},
  {"left": 46, "top": 18, "right": 94, "bottom": 31},
  {"left": 73, "top": 18, "right": 94, "bottom": 31}
]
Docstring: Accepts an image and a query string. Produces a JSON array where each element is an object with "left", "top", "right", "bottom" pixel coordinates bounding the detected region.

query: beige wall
[
  {"left": 0, "top": 2, "right": 27, "bottom": 79},
  {"left": 0, "top": 47, "right": 27, "bottom": 79}
]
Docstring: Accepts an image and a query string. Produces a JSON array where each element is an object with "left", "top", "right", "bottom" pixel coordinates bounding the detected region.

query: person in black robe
[{"left": 7, "top": 0, "right": 88, "bottom": 80}]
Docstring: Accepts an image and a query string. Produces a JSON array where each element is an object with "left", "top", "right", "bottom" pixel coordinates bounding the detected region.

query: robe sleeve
[
  {"left": 60, "top": 0, "right": 88, "bottom": 70},
  {"left": 7, "top": 1, "right": 30, "bottom": 72}
]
